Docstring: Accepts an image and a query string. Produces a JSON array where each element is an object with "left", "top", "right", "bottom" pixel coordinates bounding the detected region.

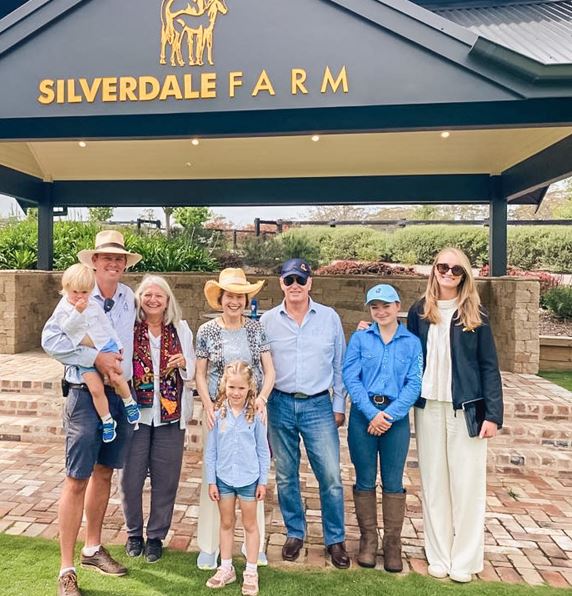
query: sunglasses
[
  {"left": 283, "top": 275, "right": 308, "bottom": 287},
  {"left": 435, "top": 263, "right": 465, "bottom": 277},
  {"left": 103, "top": 298, "right": 115, "bottom": 313}
]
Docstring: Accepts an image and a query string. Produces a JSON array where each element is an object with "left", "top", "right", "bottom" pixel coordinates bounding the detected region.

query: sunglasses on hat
[
  {"left": 435, "top": 263, "right": 465, "bottom": 276},
  {"left": 283, "top": 275, "right": 308, "bottom": 287}
]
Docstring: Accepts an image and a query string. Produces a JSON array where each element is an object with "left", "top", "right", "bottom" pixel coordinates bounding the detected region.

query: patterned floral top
[{"left": 196, "top": 318, "right": 270, "bottom": 400}]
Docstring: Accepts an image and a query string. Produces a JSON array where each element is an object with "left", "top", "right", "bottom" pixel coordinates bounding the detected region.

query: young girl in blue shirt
[
  {"left": 343, "top": 284, "right": 422, "bottom": 572},
  {"left": 204, "top": 361, "right": 271, "bottom": 596}
]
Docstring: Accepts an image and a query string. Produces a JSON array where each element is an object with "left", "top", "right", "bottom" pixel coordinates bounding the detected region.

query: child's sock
[
  {"left": 122, "top": 397, "right": 137, "bottom": 407},
  {"left": 246, "top": 562, "right": 258, "bottom": 574},
  {"left": 123, "top": 398, "right": 141, "bottom": 424},
  {"left": 220, "top": 559, "right": 233, "bottom": 571},
  {"left": 101, "top": 414, "right": 113, "bottom": 424},
  {"left": 101, "top": 416, "right": 117, "bottom": 443},
  {"left": 59, "top": 567, "right": 76, "bottom": 578}
]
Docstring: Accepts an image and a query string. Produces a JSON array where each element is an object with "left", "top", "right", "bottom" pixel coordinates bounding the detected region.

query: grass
[
  {"left": 539, "top": 371, "right": 572, "bottom": 392},
  {"left": 0, "top": 534, "right": 568, "bottom": 596}
]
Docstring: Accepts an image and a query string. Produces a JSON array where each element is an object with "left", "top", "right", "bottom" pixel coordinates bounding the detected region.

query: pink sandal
[{"left": 206, "top": 566, "right": 236, "bottom": 589}]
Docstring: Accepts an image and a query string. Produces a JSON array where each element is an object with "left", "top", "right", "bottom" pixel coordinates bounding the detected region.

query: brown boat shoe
[
  {"left": 57, "top": 570, "right": 81, "bottom": 596},
  {"left": 80, "top": 546, "right": 127, "bottom": 576}
]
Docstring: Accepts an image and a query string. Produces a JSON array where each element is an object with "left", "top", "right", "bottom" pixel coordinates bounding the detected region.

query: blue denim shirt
[
  {"left": 205, "top": 405, "right": 271, "bottom": 487},
  {"left": 343, "top": 323, "right": 423, "bottom": 423}
]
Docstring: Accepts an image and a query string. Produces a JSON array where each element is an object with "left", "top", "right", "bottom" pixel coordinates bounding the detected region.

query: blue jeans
[
  {"left": 347, "top": 404, "right": 410, "bottom": 494},
  {"left": 268, "top": 390, "right": 345, "bottom": 546}
]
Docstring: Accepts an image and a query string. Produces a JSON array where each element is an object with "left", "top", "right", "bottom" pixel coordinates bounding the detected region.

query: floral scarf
[{"left": 133, "top": 321, "right": 183, "bottom": 423}]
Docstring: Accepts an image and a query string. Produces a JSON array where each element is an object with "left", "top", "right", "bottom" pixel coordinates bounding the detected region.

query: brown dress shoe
[
  {"left": 58, "top": 570, "right": 81, "bottom": 596},
  {"left": 282, "top": 537, "right": 304, "bottom": 561},
  {"left": 80, "top": 546, "right": 127, "bottom": 576},
  {"left": 327, "top": 542, "right": 350, "bottom": 569}
]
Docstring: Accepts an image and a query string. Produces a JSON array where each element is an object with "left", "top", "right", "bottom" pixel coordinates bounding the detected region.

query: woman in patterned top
[{"left": 195, "top": 268, "right": 275, "bottom": 570}]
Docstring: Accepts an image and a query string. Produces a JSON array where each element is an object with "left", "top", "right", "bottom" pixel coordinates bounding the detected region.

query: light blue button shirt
[
  {"left": 343, "top": 323, "right": 423, "bottom": 422},
  {"left": 205, "top": 406, "right": 271, "bottom": 487},
  {"left": 41, "top": 282, "right": 136, "bottom": 383},
  {"left": 261, "top": 298, "right": 346, "bottom": 414}
]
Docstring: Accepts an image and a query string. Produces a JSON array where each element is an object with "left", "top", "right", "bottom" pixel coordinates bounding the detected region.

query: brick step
[
  {"left": 488, "top": 445, "right": 572, "bottom": 477},
  {"left": 497, "top": 419, "right": 572, "bottom": 450},
  {"left": 504, "top": 400, "right": 572, "bottom": 423},
  {"left": 0, "top": 392, "right": 63, "bottom": 417},
  {"left": 0, "top": 379, "right": 61, "bottom": 397},
  {"left": 0, "top": 413, "right": 64, "bottom": 443}
]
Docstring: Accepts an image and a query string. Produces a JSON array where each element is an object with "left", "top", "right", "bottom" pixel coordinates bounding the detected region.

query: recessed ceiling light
[
  {"left": 191, "top": 139, "right": 200, "bottom": 146},
  {"left": 440, "top": 131, "right": 450, "bottom": 139},
  {"left": 78, "top": 141, "right": 87, "bottom": 148},
  {"left": 185, "top": 162, "right": 192, "bottom": 167},
  {"left": 311, "top": 135, "right": 320, "bottom": 142}
]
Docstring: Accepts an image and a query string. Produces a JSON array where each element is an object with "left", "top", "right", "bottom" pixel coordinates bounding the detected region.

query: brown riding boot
[
  {"left": 382, "top": 491, "right": 406, "bottom": 572},
  {"left": 353, "top": 488, "right": 378, "bottom": 568}
]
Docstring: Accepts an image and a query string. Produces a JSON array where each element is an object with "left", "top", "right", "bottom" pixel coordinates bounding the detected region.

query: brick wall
[{"left": 0, "top": 271, "right": 541, "bottom": 373}]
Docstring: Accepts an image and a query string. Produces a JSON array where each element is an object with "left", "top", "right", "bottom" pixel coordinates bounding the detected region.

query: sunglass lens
[
  {"left": 436, "top": 263, "right": 448, "bottom": 274},
  {"left": 451, "top": 265, "right": 465, "bottom": 276},
  {"left": 436, "top": 263, "right": 465, "bottom": 276},
  {"left": 284, "top": 275, "right": 307, "bottom": 286}
]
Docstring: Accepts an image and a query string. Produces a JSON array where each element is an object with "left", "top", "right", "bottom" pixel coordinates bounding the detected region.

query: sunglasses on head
[
  {"left": 435, "top": 263, "right": 465, "bottom": 277},
  {"left": 283, "top": 275, "right": 308, "bottom": 287}
]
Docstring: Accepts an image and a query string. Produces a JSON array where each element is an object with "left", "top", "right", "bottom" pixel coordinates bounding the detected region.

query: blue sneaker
[
  {"left": 124, "top": 401, "right": 141, "bottom": 424},
  {"left": 102, "top": 418, "right": 117, "bottom": 443}
]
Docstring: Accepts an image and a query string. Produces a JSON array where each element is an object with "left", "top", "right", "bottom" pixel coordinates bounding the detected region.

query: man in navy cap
[{"left": 260, "top": 259, "right": 349, "bottom": 568}]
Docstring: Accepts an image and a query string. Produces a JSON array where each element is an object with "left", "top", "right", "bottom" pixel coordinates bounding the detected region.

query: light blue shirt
[
  {"left": 41, "top": 282, "right": 136, "bottom": 383},
  {"left": 205, "top": 406, "right": 271, "bottom": 487},
  {"left": 343, "top": 323, "right": 423, "bottom": 423},
  {"left": 261, "top": 298, "right": 346, "bottom": 414}
]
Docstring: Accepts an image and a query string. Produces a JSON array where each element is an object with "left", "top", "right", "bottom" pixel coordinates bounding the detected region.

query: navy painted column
[
  {"left": 37, "top": 183, "right": 54, "bottom": 270},
  {"left": 489, "top": 176, "right": 507, "bottom": 277}
]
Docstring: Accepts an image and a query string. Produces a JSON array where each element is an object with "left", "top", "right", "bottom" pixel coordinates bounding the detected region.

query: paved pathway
[{"left": 0, "top": 352, "right": 572, "bottom": 588}]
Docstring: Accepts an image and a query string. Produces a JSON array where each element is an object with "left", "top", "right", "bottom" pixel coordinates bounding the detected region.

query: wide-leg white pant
[
  {"left": 197, "top": 410, "right": 266, "bottom": 554},
  {"left": 415, "top": 400, "right": 487, "bottom": 575}
]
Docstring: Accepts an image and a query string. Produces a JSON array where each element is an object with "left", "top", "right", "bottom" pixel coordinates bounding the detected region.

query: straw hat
[
  {"left": 78, "top": 230, "right": 142, "bottom": 269},
  {"left": 204, "top": 268, "right": 264, "bottom": 311}
]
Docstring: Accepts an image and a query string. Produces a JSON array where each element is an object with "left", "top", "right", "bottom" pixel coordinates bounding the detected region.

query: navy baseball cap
[
  {"left": 280, "top": 258, "right": 312, "bottom": 280},
  {"left": 365, "top": 284, "right": 400, "bottom": 304}
]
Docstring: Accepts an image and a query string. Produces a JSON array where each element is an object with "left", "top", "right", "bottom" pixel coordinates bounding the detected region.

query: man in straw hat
[
  {"left": 261, "top": 259, "right": 350, "bottom": 569},
  {"left": 42, "top": 230, "right": 142, "bottom": 596}
]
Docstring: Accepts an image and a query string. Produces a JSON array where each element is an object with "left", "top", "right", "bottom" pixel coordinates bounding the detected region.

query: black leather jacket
[{"left": 407, "top": 299, "right": 503, "bottom": 427}]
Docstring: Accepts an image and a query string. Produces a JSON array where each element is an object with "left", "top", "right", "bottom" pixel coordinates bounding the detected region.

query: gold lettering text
[
  {"left": 251, "top": 70, "right": 276, "bottom": 97},
  {"left": 38, "top": 80, "right": 55, "bottom": 105},
  {"left": 139, "top": 76, "right": 161, "bottom": 101},
  {"left": 321, "top": 66, "right": 349, "bottom": 94},
  {"left": 229, "top": 71, "right": 243, "bottom": 98},
  {"left": 291, "top": 69, "right": 308, "bottom": 95},
  {"left": 56, "top": 79, "right": 65, "bottom": 104},
  {"left": 160, "top": 74, "right": 183, "bottom": 100},
  {"left": 201, "top": 73, "right": 217, "bottom": 98},
  {"left": 119, "top": 77, "right": 138, "bottom": 101},
  {"left": 79, "top": 78, "right": 102, "bottom": 103},
  {"left": 66, "top": 79, "right": 82, "bottom": 103},
  {"left": 101, "top": 77, "right": 118, "bottom": 102},
  {"left": 183, "top": 74, "right": 199, "bottom": 99}
]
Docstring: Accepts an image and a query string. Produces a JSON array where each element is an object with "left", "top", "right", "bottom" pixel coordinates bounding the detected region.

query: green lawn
[
  {"left": 539, "top": 371, "right": 572, "bottom": 392},
  {"left": 0, "top": 534, "right": 568, "bottom": 595}
]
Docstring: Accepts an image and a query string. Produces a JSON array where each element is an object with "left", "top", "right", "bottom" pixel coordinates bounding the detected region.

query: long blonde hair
[
  {"left": 422, "top": 247, "right": 483, "bottom": 330},
  {"left": 214, "top": 361, "right": 257, "bottom": 423},
  {"left": 134, "top": 275, "right": 182, "bottom": 325}
]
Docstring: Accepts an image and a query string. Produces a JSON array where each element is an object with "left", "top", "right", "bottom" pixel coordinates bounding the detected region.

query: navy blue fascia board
[
  {"left": 50, "top": 174, "right": 492, "bottom": 207},
  {"left": 0, "top": 163, "right": 43, "bottom": 203},
  {"left": 501, "top": 134, "right": 572, "bottom": 200},
  {"left": 1, "top": 98, "right": 572, "bottom": 141}
]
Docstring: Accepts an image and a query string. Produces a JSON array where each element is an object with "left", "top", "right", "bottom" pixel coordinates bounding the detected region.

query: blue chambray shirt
[
  {"left": 343, "top": 323, "right": 423, "bottom": 423},
  {"left": 260, "top": 298, "right": 346, "bottom": 414},
  {"left": 41, "top": 282, "right": 136, "bottom": 383},
  {"left": 205, "top": 406, "right": 271, "bottom": 487}
]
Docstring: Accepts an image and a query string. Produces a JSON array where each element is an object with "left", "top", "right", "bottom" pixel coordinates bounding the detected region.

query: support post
[
  {"left": 489, "top": 176, "right": 507, "bottom": 277},
  {"left": 38, "top": 184, "right": 54, "bottom": 271}
]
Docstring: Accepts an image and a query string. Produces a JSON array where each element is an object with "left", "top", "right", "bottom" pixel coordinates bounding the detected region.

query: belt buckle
[
  {"left": 372, "top": 395, "right": 386, "bottom": 405},
  {"left": 292, "top": 392, "right": 309, "bottom": 399}
]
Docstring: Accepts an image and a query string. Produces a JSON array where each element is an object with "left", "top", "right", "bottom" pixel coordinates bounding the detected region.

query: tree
[
  {"left": 173, "top": 207, "right": 211, "bottom": 229},
  {"left": 305, "top": 204, "right": 369, "bottom": 222},
  {"left": 88, "top": 207, "right": 113, "bottom": 222},
  {"left": 163, "top": 207, "right": 174, "bottom": 236}
]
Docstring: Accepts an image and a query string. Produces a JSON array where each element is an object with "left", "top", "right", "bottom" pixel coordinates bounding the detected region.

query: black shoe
[
  {"left": 125, "top": 536, "right": 144, "bottom": 557},
  {"left": 145, "top": 538, "right": 163, "bottom": 563},
  {"left": 327, "top": 542, "right": 350, "bottom": 569},
  {"left": 282, "top": 537, "right": 304, "bottom": 561}
]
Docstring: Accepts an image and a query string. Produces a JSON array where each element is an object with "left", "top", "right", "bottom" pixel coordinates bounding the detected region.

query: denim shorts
[
  {"left": 216, "top": 477, "right": 258, "bottom": 501},
  {"left": 63, "top": 386, "right": 134, "bottom": 479},
  {"left": 78, "top": 339, "right": 119, "bottom": 375}
]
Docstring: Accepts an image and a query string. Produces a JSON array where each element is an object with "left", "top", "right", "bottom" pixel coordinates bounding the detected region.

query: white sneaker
[
  {"left": 240, "top": 542, "right": 268, "bottom": 566},
  {"left": 428, "top": 564, "right": 448, "bottom": 579},
  {"left": 197, "top": 549, "right": 219, "bottom": 570},
  {"left": 449, "top": 571, "right": 472, "bottom": 583},
  {"left": 206, "top": 566, "right": 236, "bottom": 589}
]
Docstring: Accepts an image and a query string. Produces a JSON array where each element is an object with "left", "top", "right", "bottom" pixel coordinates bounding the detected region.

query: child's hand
[
  {"left": 357, "top": 320, "right": 370, "bottom": 331},
  {"left": 74, "top": 297, "right": 88, "bottom": 313},
  {"left": 208, "top": 484, "right": 220, "bottom": 501},
  {"left": 256, "top": 484, "right": 266, "bottom": 501}
]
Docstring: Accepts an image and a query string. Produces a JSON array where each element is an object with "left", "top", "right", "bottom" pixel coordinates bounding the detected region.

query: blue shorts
[
  {"left": 216, "top": 477, "right": 258, "bottom": 502},
  {"left": 63, "top": 385, "right": 134, "bottom": 479},
  {"left": 78, "top": 339, "right": 119, "bottom": 375}
]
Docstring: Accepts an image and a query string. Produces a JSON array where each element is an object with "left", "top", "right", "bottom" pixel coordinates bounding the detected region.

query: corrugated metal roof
[{"left": 430, "top": 0, "right": 572, "bottom": 63}]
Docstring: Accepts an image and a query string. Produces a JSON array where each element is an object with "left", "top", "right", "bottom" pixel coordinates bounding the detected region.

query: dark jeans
[
  {"left": 119, "top": 422, "right": 186, "bottom": 540},
  {"left": 347, "top": 404, "right": 410, "bottom": 493}
]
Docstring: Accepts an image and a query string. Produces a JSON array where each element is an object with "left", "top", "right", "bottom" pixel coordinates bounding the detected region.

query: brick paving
[{"left": 0, "top": 351, "right": 571, "bottom": 588}]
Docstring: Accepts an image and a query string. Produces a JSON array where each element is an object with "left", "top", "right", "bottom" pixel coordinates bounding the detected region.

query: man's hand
[
  {"left": 74, "top": 297, "right": 89, "bottom": 313},
  {"left": 479, "top": 420, "right": 498, "bottom": 439},
  {"left": 256, "top": 484, "right": 267, "bottom": 501},
  {"left": 94, "top": 351, "right": 123, "bottom": 377},
  {"left": 208, "top": 484, "right": 220, "bottom": 501},
  {"left": 334, "top": 412, "right": 345, "bottom": 428}
]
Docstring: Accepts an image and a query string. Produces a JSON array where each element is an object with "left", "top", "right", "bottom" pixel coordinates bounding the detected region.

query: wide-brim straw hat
[
  {"left": 204, "top": 268, "right": 264, "bottom": 311},
  {"left": 78, "top": 230, "right": 142, "bottom": 269}
]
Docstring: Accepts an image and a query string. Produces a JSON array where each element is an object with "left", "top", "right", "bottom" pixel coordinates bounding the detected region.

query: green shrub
[
  {"left": 241, "top": 236, "right": 285, "bottom": 270},
  {"left": 543, "top": 286, "right": 572, "bottom": 319},
  {"left": 0, "top": 220, "right": 38, "bottom": 269}
]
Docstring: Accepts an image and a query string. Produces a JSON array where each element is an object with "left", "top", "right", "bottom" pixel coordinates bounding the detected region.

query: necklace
[{"left": 218, "top": 315, "right": 244, "bottom": 330}]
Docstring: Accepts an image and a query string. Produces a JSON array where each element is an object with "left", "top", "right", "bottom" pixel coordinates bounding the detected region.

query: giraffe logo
[{"left": 160, "top": 0, "right": 229, "bottom": 67}]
